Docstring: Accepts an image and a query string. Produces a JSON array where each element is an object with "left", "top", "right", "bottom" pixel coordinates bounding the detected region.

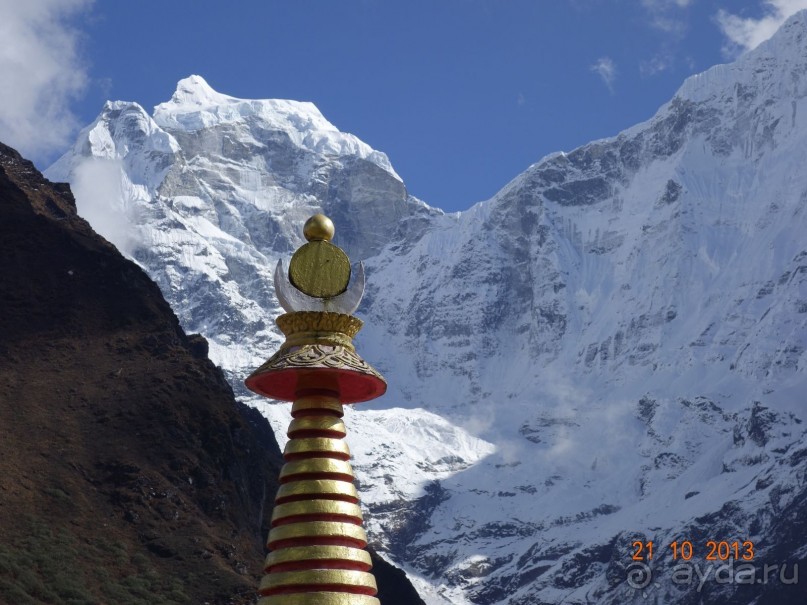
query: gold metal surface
[
  {"left": 292, "top": 396, "right": 344, "bottom": 417},
  {"left": 276, "top": 479, "right": 358, "bottom": 502},
  {"left": 283, "top": 438, "right": 351, "bottom": 459},
  {"left": 277, "top": 312, "right": 363, "bottom": 339},
  {"left": 253, "top": 344, "right": 385, "bottom": 381},
  {"left": 283, "top": 331, "right": 355, "bottom": 350},
  {"left": 271, "top": 500, "right": 363, "bottom": 525},
  {"left": 288, "top": 417, "right": 346, "bottom": 437},
  {"left": 303, "top": 213, "right": 335, "bottom": 242},
  {"left": 279, "top": 459, "right": 354, "bottom": 482},
  {"left": 259, "top": 593, "right": 379, "bottom": 605},
  {"left": 267, "top": 521, "right": 367, "bottom": 546},
  {"left": 259, "top": 569, "right": 377, "bottom": 593},
  {"left": 264, "top": 545, "right": 371, "bottom": 569},
  {"left": 289, "top": 240, "right": 351, "bottom": 299},
  {"left": 246, "top": 308, "right": 387, "bottom": 404}
]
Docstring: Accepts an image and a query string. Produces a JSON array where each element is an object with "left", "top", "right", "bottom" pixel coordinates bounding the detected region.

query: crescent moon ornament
[
  {"left": 329, "top": 260, "right": 365, "bottom": 315},
  {"left": 274, "top": 259, "right": 365, "bottom": 315}
]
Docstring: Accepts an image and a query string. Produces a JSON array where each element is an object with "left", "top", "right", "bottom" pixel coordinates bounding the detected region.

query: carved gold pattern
[
  {"left": 253, "top": 344, "right": 384, "bottom": 381},
  {"left": 277, "top": 312, "right": 363, "bottom": 339}
]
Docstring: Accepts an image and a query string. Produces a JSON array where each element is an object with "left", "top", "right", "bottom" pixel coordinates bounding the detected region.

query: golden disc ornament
[{"left": 289, "top": 214, "right": 351, "bottom": 298}]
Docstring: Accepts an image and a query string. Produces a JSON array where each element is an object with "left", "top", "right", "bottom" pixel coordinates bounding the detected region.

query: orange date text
[{"left": 631, "top": 540, "right": 755, "bottom": 561}]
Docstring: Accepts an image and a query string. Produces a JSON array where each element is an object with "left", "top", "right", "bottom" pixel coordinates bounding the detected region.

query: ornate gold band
[
  {"left": 267, "top": 521, "right": 367, "bottom": 548},
  {"left": 277, "top": 312, "right": 363, "bottom": 339},
  {"left": 284, "top": 438, "right": 351, "bottom": 460},
  {"left": 259, "top": 569, "right": 377, "bottom": 594},
  {"left": 264, "top": 545, "right": 371, "bottom": 570},
  {"left": 292, "top": 396, "right": 344, "bottom": 417},
  {"left": 288, "top": 417, "right": 347, "bottom": 438},
  {"left": 279, "top": 459, "right": 354, "bottom": 482},
  {"left": 282, "top": 331, "right": 356, "bottom": 350},
  {"left": 276, "top": 479, "right": 358, "bottom": 503},
  {"left": 271, "top": 500, "right": 363, "bottom": 525}
]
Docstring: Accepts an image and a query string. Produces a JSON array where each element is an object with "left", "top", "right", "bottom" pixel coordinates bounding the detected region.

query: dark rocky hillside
[{"left": 0, "top": 141, "right": 424, "bottom": 605}]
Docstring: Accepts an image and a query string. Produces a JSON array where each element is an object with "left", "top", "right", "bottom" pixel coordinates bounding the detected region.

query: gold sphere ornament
[{"left": 303, "top": 214, "right": 335, "bottom": 242}]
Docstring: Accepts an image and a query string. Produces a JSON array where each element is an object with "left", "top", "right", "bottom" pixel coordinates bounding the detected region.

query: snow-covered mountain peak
[
  {"left": 165, "top": 74, "right": 228, "bottom": 107},
  {"left": 152, "top": 75, "right": 399, "bottom": 179},
  {"left": 154, "top": 74, "right": 323, "bottom": 132},
  {"left": 676, "top": 9, "right": 807, "bottom": 105},
  {"left": 46, "top": 99, "right": 179, "bottom": 192}
]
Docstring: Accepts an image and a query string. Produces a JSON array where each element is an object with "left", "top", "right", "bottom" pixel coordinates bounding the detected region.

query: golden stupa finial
[{"left": 246, "top": 213, "right": 386, "bottom": 604}]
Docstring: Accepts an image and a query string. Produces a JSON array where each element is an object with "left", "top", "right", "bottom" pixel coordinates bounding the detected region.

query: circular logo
[{"left": 626, "top": 562, "right": 653, "bottom": 589}]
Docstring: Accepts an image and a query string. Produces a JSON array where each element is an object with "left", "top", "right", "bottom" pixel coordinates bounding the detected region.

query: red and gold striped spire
[{"left": 245, "top": 214, "right": 386, "bottom": 605}]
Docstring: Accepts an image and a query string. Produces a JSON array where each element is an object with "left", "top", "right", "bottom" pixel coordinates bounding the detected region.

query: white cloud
[
  {"left": 717, "top": 0, "right": 807, "bottom": 53},
  {"left": 635, "top": 0, "right": 696, "bottom": 79},
  {"left": 0, "top": 0, "right": 93, "bottom": 163},
  {"left": 641, "top": 0, "right": 694, "bottom": 9},
  {"left": 640, "top": 55, "right": 671, "bottom": 76},
  {"left": 590, "top": 57, "right": 617, "bottom": 93},
  {"left": 71, "top": 158, "right": 139, "bottom": 256},
  {"left": 641, "top": 0, "right": 694, "bottom": 35}
]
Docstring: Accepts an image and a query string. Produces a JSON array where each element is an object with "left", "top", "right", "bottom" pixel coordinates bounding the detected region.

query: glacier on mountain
[{"left": 47, "top": 11, "right": 807, "bottom": 605}]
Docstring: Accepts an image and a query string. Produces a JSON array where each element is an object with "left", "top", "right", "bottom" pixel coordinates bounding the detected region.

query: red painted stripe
[
  {"left": 294, "top": 389, "right": 340, "bottom": 399},
  {"left": 259, "top": 583, "right": 377, "bottom": 596},
  {"left": 287, "top": 429, "right": 346, "bottom": 439},
  {"left": 284, "top": 451, "right": 351, "bottom": 462},
  {"left": 291, "top": 409, "right": 344, "bottom": 419},
  {"left": 279, "top": 472, "right": 354, "bottom": 485},
  {"left": 267, "top": 536, "right": 367, "bottom": 550},
  {"left": 275, "top": 493, "right": 358, "bottom": 505},
  {"left": 265, "top": 559, "right": 371, "bottom": 573}
]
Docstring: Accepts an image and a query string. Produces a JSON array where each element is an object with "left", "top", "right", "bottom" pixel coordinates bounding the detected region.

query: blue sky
[{"left": 1, "top": 1, "right": 805, "bottom": 212}]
